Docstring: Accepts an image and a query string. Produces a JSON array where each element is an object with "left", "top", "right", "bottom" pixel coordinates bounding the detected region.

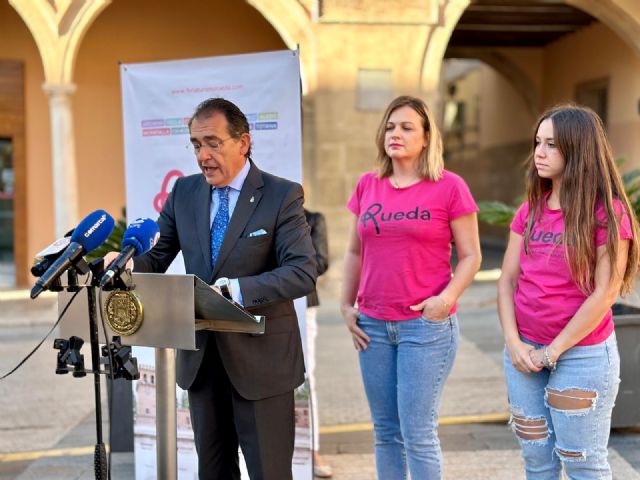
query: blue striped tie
[{"left": 210, "top": 186, "right": 230, "bottom": 268}]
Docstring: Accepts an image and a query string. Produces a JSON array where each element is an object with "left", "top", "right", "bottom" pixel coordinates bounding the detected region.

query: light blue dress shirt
[{"left": 210, "top": 159, "right": 251, "bottom": 305}]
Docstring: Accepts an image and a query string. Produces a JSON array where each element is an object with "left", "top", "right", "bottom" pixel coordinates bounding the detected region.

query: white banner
[{"left": 120, "top": 50, "right": 311, "bottom": 480}]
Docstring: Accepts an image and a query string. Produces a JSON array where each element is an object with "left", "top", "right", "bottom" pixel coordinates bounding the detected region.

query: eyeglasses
[{"left": 190, "top": 137, "right": 233, "bottom": 154}]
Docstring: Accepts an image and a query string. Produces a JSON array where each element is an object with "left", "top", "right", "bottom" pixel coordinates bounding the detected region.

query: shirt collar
[{"left": 214, "top": 159, "right": 250, "bottom": 193}]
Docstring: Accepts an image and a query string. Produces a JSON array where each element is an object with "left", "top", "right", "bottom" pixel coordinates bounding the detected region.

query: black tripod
[{"left": 53, "top": 261, "right": 139, "bottom": 480}]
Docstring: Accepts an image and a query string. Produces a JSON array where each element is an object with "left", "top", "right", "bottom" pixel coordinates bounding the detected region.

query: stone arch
[
  {"left": 421, "top": 0, "right": 470, "bottom": 94},
  {"left": 71, "top": 0, "right": 291, "bottom": 231},
  {"left": 246, "top": 0, "right": 316, "bottom": 94},
  {"left": 9, "top": 0, "right": 111, "bottom": 84},
  {"left": 445, "top": 48, "right": 540, "bottom": 116},
  {"left": 8, "top": 0, "right": 113, "bottom": 242},
  {"left": 421, "top": 0, "right": 640, "bottom": 95},
  {"left": 567, "top": 0, "right": 640, "bottom": 57}
]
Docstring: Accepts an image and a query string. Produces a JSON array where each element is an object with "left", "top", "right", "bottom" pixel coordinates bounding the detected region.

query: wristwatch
[{"left": 213, "top": 277, "right": 232, "bottom": 300}]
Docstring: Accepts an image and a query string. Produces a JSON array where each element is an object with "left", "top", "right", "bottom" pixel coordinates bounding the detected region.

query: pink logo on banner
[
  {"left": 154, "top": 169, "right": 184, "bottom": 212},
  {"left": 143, "top": 128, "right": 171, "bottom": 136}
]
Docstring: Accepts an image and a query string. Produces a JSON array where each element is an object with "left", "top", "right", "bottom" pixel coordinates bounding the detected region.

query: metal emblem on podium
[{"left": 104, "top": 290, "right": 144, "bottom": 336}]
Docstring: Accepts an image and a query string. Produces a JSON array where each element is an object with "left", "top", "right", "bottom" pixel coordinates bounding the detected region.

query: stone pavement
[
  {"left": 315, "top": 300, "right": 509, "bottom": 427},
  {"left": 314, "top": 282, "right": 640, "bottom": 480},
  {"left": 0, "top": 294, "right": 94, "bottom": 454},
  {"left": 1, "top": 279, "right": 640, "bottom": 479},
  {"left": 322, "top": 449, "right": 639, "bottom": 480}
]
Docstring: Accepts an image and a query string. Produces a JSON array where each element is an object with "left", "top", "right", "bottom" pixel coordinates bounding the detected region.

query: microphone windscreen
[
  {"left": 121, "top": 218, "right": 160, "bottom": 256},
  {"left": 70, "top": 210, "right": 115, "bottom": 253},
  {"left": 33, "top": 229, "right": 75, "bottom": 261},
  {"left": 34, "top": 236, "right": 71, "bottom": 260}
]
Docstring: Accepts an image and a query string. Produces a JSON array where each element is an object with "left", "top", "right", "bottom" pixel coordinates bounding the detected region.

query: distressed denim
[
  {"left": 357, "top": 312, "right": 459, "bottom": 480},
  {"left": 504, "top": 332, "right": 620, "bottom": 480}
]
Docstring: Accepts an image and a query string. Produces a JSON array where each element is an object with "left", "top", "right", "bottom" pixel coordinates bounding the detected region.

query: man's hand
[{"left": 103, "top": 251, "right": 133, "bottom": 271}]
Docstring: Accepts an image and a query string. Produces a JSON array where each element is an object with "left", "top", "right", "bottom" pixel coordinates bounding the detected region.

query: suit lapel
[
  {"left": 194, "top": 177, "right": 214, "bottom": 282},
  {"left": 211, "top": 162, "right": 264, "bottom": 280}
]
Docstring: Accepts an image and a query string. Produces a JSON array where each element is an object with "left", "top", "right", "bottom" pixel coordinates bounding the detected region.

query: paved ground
[
  {"left": 315, "top": 283, "right": 640, "bottom": 480},
  {"left": 1, "top": 251, "right": 640, "bottom": 479}
]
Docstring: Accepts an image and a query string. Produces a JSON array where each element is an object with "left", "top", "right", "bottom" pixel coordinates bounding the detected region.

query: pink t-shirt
[
  {"left": 347, "top": 170, "right": 478, "bottom": 320},
  {"left": 511, "top": 198, "right": 633, "bottom": 346}
]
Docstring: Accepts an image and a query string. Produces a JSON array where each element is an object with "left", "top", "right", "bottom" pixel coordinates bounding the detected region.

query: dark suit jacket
[
  {"left": 134, "top": 162, "right": 317, "bottom": 400},
  {"left": 304, "top": 209, "right": 329, "bottom": 307}
]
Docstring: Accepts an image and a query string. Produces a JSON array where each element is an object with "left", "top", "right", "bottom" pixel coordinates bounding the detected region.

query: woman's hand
[
  {"left": 506, "top": 340, "right": 542, "bottom": 373},
  {"left": 528, "top": 345, "right": 559, "bottom": 371},
  {"left": 410, "top": 295, "right": 451, "bottom": 321},
  {"left": 340, "top": 305, "right": 370, "bottom": 352}
]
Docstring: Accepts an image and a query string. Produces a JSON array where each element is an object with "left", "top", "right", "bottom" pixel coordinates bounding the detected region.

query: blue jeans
[
  {"left": 504, "top": 333, "right": 620, "bottom": 480},
  {"left": 357, "top": 312, "right": 459, "bottom": 480}
]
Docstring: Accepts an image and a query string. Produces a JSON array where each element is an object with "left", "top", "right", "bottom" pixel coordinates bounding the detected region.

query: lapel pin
[{"left": 250, "top": 196, "right": 255, "bottom": 203}]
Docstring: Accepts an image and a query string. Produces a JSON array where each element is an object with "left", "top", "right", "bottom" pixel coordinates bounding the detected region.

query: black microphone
[
  {"left": 30, "top": 210, "right": 115, "bottom": 299},
  {"left": 31, "top": 229, "right": 75, "bottom": 277},
  {"left": 99, "top": 218, "right": 159, "bottom": 288}
]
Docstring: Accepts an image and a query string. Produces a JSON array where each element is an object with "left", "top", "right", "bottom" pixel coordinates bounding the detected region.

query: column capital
[{"left": 42, "top": 82, "right": 77, "bottom": 97}]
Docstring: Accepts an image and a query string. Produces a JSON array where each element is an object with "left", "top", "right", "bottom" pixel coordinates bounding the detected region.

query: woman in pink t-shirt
[
  {"left": 340, "top": 95, "right": 481, "bottom": 479},
  {"left": 498, "top": 104, "right": 640, "bottom": 479}
]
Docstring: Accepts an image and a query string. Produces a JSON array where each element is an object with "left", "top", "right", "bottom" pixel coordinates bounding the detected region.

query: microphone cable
[
  {"left": 0, "top": 290, "right": 82, "bottom": 380},
  {"left": 0, "top": 280, "right": 117, "bottom": 480},
  {"left": 98, "top": 287, "right": 114, "bottom": 480}
]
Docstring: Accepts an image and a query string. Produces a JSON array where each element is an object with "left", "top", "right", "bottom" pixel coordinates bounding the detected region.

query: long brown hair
[
  {"left": 523, "top": 104, "right": 639, "bottom": 294},
  {"left": 375, "top": 95, "right": 444, "bottom": 181}
]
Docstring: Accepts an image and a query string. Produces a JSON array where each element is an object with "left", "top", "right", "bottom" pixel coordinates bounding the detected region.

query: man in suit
[{"left": 132, "top": 98, "right": 317, "bottom": 479}]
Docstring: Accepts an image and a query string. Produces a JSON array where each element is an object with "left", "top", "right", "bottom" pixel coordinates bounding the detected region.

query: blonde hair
[{"left": 375, "top": 95, "right": 444, "bottom": 181}]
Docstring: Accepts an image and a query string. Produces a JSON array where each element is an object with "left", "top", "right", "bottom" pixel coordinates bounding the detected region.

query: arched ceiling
[{"left": 447, "top": 0, "right": 595, "bottom": 50}]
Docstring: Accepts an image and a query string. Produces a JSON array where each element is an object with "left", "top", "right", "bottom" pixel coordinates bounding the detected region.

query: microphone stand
[
  {"left": 86, "top": 283, "right": 108, "bottom": 480},
  {"left": 50, "top": 260, "right": 139, "bottom": 480},
  {"left": 62, "top": 259, "right": 109, "bottom": 479},
  {"left": 87, "top": 262, "right": 137, "bottom": 480}
]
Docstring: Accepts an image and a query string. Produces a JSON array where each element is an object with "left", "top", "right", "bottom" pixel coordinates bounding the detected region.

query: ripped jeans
[{"left": 504, "top": 332, "right": 620, "bottom": 480}]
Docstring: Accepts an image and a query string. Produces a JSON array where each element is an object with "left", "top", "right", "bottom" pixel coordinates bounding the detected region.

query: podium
[{"left": 58, "top": 273, "right": 265, "bottom": 480}]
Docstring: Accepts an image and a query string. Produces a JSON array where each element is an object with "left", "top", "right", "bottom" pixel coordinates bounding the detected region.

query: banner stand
[{"left": 119, "top": 49, "right": 310, "bottom": 479}]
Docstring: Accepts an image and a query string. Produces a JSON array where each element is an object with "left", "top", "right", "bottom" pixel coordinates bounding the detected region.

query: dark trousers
[{"left": 188, "top": 334, "right": 295, "bottom": 480}]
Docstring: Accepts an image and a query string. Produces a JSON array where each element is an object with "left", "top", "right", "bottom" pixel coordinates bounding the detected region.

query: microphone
[
  {"left": 30, "top": 210, "right": 115, "bottom": 299},
  {"left": 31, "top": 229, "right": 74, "bottom": 277},
  {"left": 99, "top": 218, "right": 159, "bottom": 288}
]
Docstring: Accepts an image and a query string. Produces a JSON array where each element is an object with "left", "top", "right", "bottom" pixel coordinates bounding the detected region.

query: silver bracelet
[{"left": 542, "top": 347, "right": 557, "bottom": 371}]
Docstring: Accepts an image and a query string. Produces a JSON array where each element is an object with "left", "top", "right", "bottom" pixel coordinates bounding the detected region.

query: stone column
[{"left": 43, "top": 82, "right": 78, "bottom": 238}]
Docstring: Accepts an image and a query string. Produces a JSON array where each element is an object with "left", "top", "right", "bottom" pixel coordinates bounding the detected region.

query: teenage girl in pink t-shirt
[
  {"left": 341, "top": 95, "right": 481, "bottom": 479},
  {"left": 498, "top": 104, "right": 640, "bottom": 480}
]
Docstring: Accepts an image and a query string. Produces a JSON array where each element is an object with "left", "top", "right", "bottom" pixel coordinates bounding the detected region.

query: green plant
[
  {"left": 85, "top": 207, "right": 127, "bottom": 261},
  {"left": 621, "top": 162, "right": 640, "bottom": 220},
  {"left": 478, "top": 159, "right": 640, "bottom": 227},
  {"left": 477, "top": 201, "right": 519, "bottom": 227}
]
